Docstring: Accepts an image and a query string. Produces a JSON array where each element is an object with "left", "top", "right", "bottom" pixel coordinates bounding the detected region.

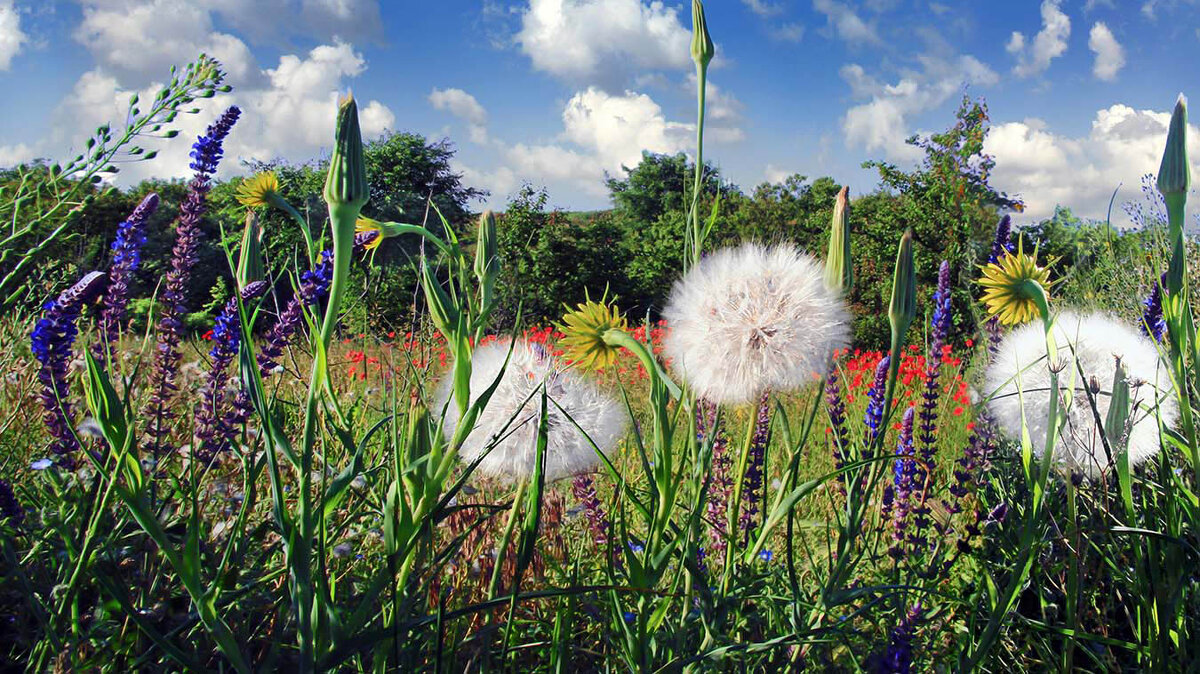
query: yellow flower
[
  {"left": 557, "top": 297, "right": 628, "bottom": 370},
  {"left": 355, "top": 217, "right": 385, "bottom": 251},
  {"left": 235, "top": 172, "right": 279, "bottom": 207},
  {"left": 979, "top": 247, "right": 1053, "bottom": 326}
]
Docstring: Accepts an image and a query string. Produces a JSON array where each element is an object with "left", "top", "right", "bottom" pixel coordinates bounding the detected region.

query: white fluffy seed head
[
  {"left": 436, "top": 339, "right": 627, "bottom": 483},
  {"left": 985, "top": 311, "right": 1176, "bottom": 478},
  {"left": 662, "top": 242, "right": 853, "bottom": 405}
]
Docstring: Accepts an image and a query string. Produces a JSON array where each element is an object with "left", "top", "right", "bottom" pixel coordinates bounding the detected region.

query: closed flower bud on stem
[
  {"left": 475, "top": 210, "right": 499, "bottom": 313},
  {"left": 824, "top": 185, "right": 853, "bottom": 293},
  {"left": 690, "top": 0, "right": 715, "bottom": 70}
]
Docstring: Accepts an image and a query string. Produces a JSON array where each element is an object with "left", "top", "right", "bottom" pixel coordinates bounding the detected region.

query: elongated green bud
[
  {"left": 475, "top": 210, "right": 499, "bottom": 311},
  {"left": 421, "top": 258, "right": 459, "bottom": 338},
  {"left": 824, "top": 185, "right": 853, "bottom": 293},
  {"left": 1157, "top": 95, "right": 1190, "bottom": 295},
  {"left": 888, "top": 230, "right": 916, "bottom": 339},
  {"left": 690, "top": 0, "right": 715, "bottom": 70},
  {"left": 236, "top": 210, "right": 265, "bottom": 287},
  {"left": 324, "top": 93, "right": 369, "bottom": 211},
  {"left": 1157, "top": 95, "right": 1190, "bottom": 197}
]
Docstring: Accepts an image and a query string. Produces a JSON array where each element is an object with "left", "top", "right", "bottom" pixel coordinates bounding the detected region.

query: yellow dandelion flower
[
  {"left": 355, "top": 217, "right": 385, "bottom": 251},
  {"left": 979, "top": 246, "right": 1053, "bottom": 326},
  {"left": 557, "top": 297, "right": 628, "bottom": 370},
  {"left": 235, "top": 172, "right": 279, "bottom": 208}
]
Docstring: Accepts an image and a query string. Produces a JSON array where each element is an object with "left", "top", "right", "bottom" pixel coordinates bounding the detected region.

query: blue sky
[{"left": 1, "top": 0, "right": 1198, "bottom": 225}]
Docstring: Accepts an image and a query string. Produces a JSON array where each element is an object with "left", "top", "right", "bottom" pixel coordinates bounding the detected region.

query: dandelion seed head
[
  {"left": 437, "top": 340, "right": 626, "bottom": 483},
  {"left": 662, "top": 243, "right": 851, "bottom": 405},
  {"left": 986, "top": 311, "right": 1176, "bottom": 477}
]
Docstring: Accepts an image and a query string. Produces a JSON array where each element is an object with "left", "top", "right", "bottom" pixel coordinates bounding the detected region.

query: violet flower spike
[
  {"left": 1141, "top": 273, "right": 1167, "bottom": 342},
  {"left": 889, "top": 407, "right": 916, "bottom": 560},
  {"left": 95, "top": 192, "right": 159, "bottom": 363},
  {"left": 258, "top": 250, "right": 333, "bottom": 374},
  {"left": 825, "top": 369, "right": 850, "bottom": 479},
  {"left": 571, "top": 473, "right": 611, "bottom": 546},
  {"left": 702, "top": 403, "right": 733, "bottom": 557},
  {"left": 863, "top": 355, "right": 890, "bottom": 447},
  {"left": 194, "top": 281, "right": 268, "bottom": 461},
  {"left": 141, "top": 106, "right": 240, "bottom": 456},
  {"left": 31, "top": 271, "right": 107, "bottom": 468},
  {"left": 739, "top": 392, "right": 771, "bottom": 544}
]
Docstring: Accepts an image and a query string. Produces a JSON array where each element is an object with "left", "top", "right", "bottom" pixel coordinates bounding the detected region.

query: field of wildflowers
[{"left": 2, "top": 4, "right": 1200, "bottom": 672}]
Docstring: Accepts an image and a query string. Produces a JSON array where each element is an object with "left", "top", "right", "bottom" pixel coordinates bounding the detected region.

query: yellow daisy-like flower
[
  {"left": 235, "top": 172, "right": 279, "bottom": 207},
  {"left": 557, "top": 298, "right": 628, "bottom": 370},
  {"left": 979, "top": 249, "right": 1053, "bottom": 326},
  {"left": 355, "top": 217, "right": 385, "bottom": 251}
]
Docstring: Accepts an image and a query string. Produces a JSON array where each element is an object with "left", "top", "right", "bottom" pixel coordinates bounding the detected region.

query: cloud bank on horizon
[{"left": 0, "top": 0, "right": 1196, "bottom": 227}]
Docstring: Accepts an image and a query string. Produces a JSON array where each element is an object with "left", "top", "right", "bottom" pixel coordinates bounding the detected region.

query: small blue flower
[
  {"left": 628, "top": 541, "right": 644, "bottom": 553},
  {"left": 31, "top": 458, "right": 53, "bottom": 471},
  {"left": 758, "top": 549, "right": 774, "bottom": 562},
  {"left": 623, "top": 611, "right": 636, "bottom": 624}
]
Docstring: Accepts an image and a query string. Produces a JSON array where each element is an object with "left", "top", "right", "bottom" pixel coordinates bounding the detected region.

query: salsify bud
[
  {"left": 475, "top": 210, "right": 499, "bottom": 309},
  {"left": 690, "top": 0, "right": 715, "bottom": 70},
  {"left": 824, "top": 185, "right": 853, "bottom": 293},
  {"left": 888, "top": 231, "right": 917, "bottom": 341},
  {"left": 421, "top": 258, "right": 459, "bottom": 338},
  {"left": 236, "top": 210, "right": 265, "bottom": 287},
  {"left": 1157, "top": 94, "right": 1190, "bottom": 197},
  {"left": 324, "top": 93, "right": 369, "bottom": 211}
]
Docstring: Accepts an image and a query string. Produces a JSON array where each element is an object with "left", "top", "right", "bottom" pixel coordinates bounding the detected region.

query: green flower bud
[
  {"left": 824, "top": 185, "right": 853, "bottom": 293},
  {"left": 421, "top": 258, "right": 459, "bottom": 339},
  {"left": 888, "top": 230, "right": 916, "bottom": 339},
  {"left": 474, "top": 210, "right": 499, "bottom": 309},
  {"left": 236, "top": 210, "right": 265, "bottom": 287},
  {"left": 323, "top": 92, "right": 370, "bottom": 211},
  {"left": 690, "top": 0, "right": 715, "bottom": 70},
  {"left": 1157, "top": 94, "right": 1190, "bottom": 196}
]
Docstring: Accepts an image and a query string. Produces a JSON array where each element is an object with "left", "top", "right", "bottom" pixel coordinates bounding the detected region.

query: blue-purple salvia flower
[
  {"left": 571, "top": 473, "right": 610, "bottom": 547},
  {"left": 31, "top": 271, "right": 107, "bottom": 468},
  {"left": 889, "top": 407, "right": 916, "bottom": 559},
  {"left": 0, "top": 478, "right": 23, "bottom": 524},
  {"left": 258, "top": 250, "right": 333, "bottom": 374},
  {"left": 872, "top": 602, "right": 922, "bottom": 673},
  {"left": 825, "top": 369, "right": 850, "bottom": 478},
  {"left": 739, "top": 393, "right": 771, "bottom": 544},
  {"left": 194, "top": 281, "right": 268, "bottom": 461},
  {"left": 142, "top": 106, "right": 240, "bottom": 456},
  {"left": 699, "top": 399, "right": 733, "bottom": 557},
  {"left": 1141, "top": 273, "right": 1167, "bottom": 342},
  {"left": 910, "top": 261, "right": 951, "bottom": 549},
  {"left": 988, "top": 215, "right": 1014, "bottom": 265},
  {"left": 864, "top": 355, "right": 890, "bottom": 447},
  {"left": 95, "top": 193, "right": 159, "bottom": 362}
]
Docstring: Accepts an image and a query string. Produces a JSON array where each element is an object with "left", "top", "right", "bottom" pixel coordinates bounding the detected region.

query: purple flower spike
[
  {"left": 142, "top": 106, "right": 240, "bottom": 456},
  {"left": 889, "top": 407, "right": 916, "bottom": 559},
  {"left": 825, "top": 370, "right": 850, "bottom": 476},
  {"left": 31, "top": 272, "right": 107, "bottom": 467},
  {"left": 1141, "top": 273, "right": 1167, "bottom": 342},
  {"left": 571, "top": 473, "right": 610, "bottom": 546},
  {"left": 988, "top": 215, "right": 1014, "bottom": 265},
  {"left": 258, "top": 250, "right": 333, "bottom": 375},
  {"left": 95, "top": 192, "right": 159, "bottom": 362},
  {"left": 739, "top": 393, "right": 771, "bottom": 544},
  {"left": 864, "top": 355, "right": 890, "bottom": 446},
  {"left": 194, "top": 281, "right": 269, "bottom": 461},
  {"left": 699, "top": 399, "right": 733, "bottom": 557}
]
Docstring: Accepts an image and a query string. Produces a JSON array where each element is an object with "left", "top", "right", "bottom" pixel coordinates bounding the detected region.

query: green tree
[{"left": 856, "top": 96, "right": 1023, "bottom": 345}]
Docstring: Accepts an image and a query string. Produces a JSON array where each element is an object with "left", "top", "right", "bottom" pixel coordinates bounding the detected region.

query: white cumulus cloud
[
  {"left": 1088, "top": 22, "right": 1125, "bottom": 81},
  {"left": 986, "top": 102, "right": 1200, "bottom": 224},
  {"left": 812, "top": 0, "right": 879, "bottom": 46},
  {"left": 0, "top": 0, "right": 26, "bottom": 71},
  {"left": 515, "top": 0, "right": 691, "bottom": 88},
  {"left": 840, "top": 54, "right": 999, "bottom": 161},
  {"left": 429, "top": 88, "right": 489, "bottom": 144},
  {"left": 1009, "top": 0, "right": 1071, "bottom": 78}
]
